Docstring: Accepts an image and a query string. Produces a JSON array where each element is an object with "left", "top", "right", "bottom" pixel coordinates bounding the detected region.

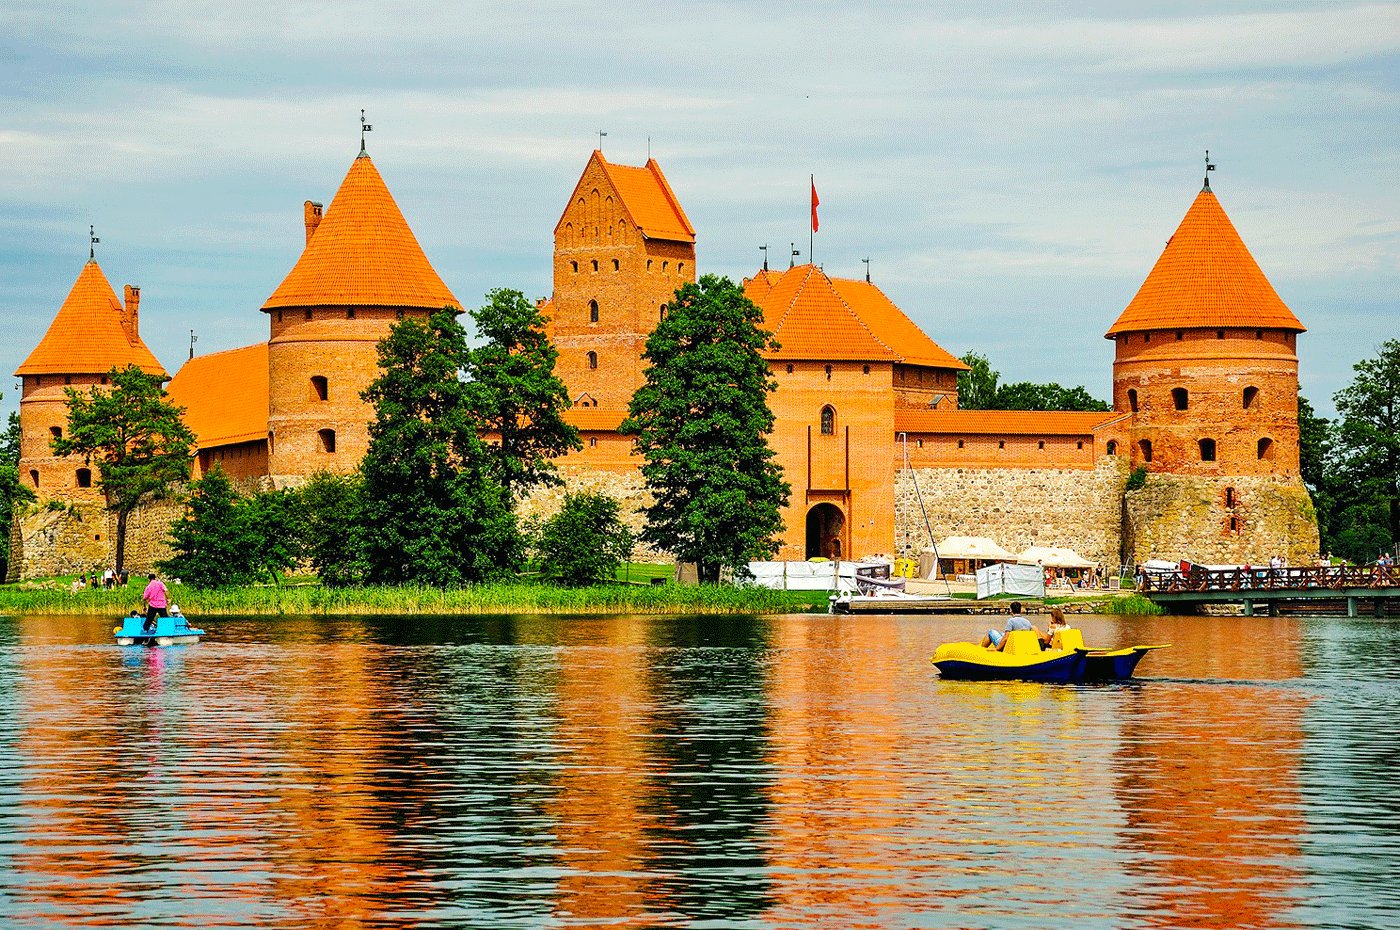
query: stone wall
[
  {"left": 517, "top": 465, "right": 666, "bottom": 562},
  {"left": 895, "top": 457, "right": 1130, "bottom": 568},
  {"left": 7, "top": 496, "right": 185, "bottom": 581},
  {"left": 1124, "top": 472, "right": 1319, "bottom": 566}
]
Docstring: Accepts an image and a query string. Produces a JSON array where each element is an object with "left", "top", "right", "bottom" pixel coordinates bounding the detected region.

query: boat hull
[
  {"left": 932, "top": 637, "right": 1167, "bottom": 683},
  {"left": 934, "top": 650, "right": 1087, "bottom": 683},
  {"left": 114, "top": 615, "right": 205, "bottom": 647}
]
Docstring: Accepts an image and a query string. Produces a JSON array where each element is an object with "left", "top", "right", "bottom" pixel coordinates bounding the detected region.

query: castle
[{"left": 7, "top": 143, "right": 1320, "bottom": 579}]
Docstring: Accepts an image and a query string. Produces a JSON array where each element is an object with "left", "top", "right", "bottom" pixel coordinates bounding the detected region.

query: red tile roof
[
  {"left": 1107, "top": 187, "right": 1304, "bottom": 336},
  {"left": 559, "top": 151, "right": 696, "bottom": 244},
  {"left": 16, "top": 261, "right": 166, "bottom": 378},
  {"left": 895, "top": 409, "right": 1127, "bottom": 435},
  {"left": 743, "top": 265, "right": 967, "bottom": 369},
  {"left": 262, "top": 154, "right": 459, "bottom": 311},
  {"left": 166, "top": 343, "right": 269, "bottom": 448},
  {"left": 564, "top": 408, "right": 627, "bottom": 430}
]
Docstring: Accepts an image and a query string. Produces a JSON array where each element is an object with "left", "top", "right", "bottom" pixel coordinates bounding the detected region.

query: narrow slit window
[
  {"left": 589, "top": 300, "right": 599, "bottom": 323},
  {"left": 570, "top": 261, "right": 578, "bottom": 273},
  {"left": 311, "top": 376, "right": 328, "bottom": 401},
  {"left": 1139, "top": 439, "right": 1153, "bottom": 463},
  {"left": 1127, "top": 389, "right": 1139, "bottom": 412},
  {"left": 1225, "top": 487, "right": 1236, "bottom": 508},
  {"left": 957, "top": 439, "right": 965, "bottom": 449},
  {"left": 612, "top": 259, "right": 620, "bottom": 271},
  {"left": 347, "top": 308, "right": 356, "bottom": 319},
  {"left": 587, "top": 351, "right": 598, "bottom": 370},
  {"left": 319, "top": 429, "right": 336, "bottom": 453},
  {"left": 591, "top": 259, "right": 599, "bottom": 272},
  {"left": 820, "top": 406, "right": 835, "bottom": 435},
  {"left": 30, "top": 470, "right": 39, "bottom": 488}
]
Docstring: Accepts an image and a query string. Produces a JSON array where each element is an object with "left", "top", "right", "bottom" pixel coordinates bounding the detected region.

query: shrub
[
  {"left": 1125, "top": 465, "right": 1149, "bottom": 491},
  {"left": 537, "top": 491, "right": 634, "bottom": 586}
]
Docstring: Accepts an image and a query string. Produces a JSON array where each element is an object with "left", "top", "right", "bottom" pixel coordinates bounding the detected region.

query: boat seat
[
  {"left": 1001, "top": 630, "right": 1043, "bottom": 655},
  {"left": 1051, "top": 629, "right": 1085, "bottom": 651}
]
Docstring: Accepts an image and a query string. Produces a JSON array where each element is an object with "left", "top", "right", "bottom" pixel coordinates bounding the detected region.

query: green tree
[
  {"left": 467, "top": 288, "right": 580, "bottom": 501},
  {"left": 360, "top": 307, "right": 522, "bottom": 585},
  {"left": 53, "top": 364, "right": 194, "bottom": 572},
  {"left": 536, "top": 491, "right": 635, "bottom": 586},
  {"left": 1297, "top": 394, "right": 1336, "bottom": 552},
  {"left": 956, "top": 351, "right": 1001, "bottom": 410},
  {"left": 296, "top": 471, "right": 368, "bottom": 587},
  {"left": 1333, "top": 339, "right": 1400, "bottom": 556},
  {"left": 161, "top": 468, "right": 302, "bottom": 588},
  {"left": 621, "top": 275, "right": 790, "bottom": 584},
  {"left": 995, "top": 381, "right": 1110, "bottom": 412},
  {"left": 1, "top": 405, "right": 35, "bottom": 579}
]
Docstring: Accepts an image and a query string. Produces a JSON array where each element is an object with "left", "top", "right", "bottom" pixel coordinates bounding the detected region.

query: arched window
[
  {"left": 1106, "top": 440, "right": 1118, "bottom": 456},
  {"left": 76, "top": 468, "right": 91, "bottom": 488},
  {"left": 1217, "top": 329, "right": 1225, "bottom": 339},
  {"left": 1257, "top": 437, "right": 1274, "bottom": 460},
  {"left": 659, "top": 304, "right": 666, "bottom": 320},
  {"left": 49, "top": 426, "right": 61, "bottom": 440},
  {"left": 30, "top": 470, "right": 39, "bottom": 488},
  {"left": 1139, "top": 439, "right": 1153, "bottom": 463},
  {"left": 1172, "top": 388, "right": 1189, "bottom": 411},
  {"left": 820, "top": 406, "right": 835, "bottom": 435},
  {"left": 311, "top": 376, "right": 328, "bottom": 401},
  {"left": 824, "top": 364, "right": 832, "bottom": 380},
  {"left": 647, "top": 259, "right": 653, "bottom": 271},
  {"left": 589, "top": 437, "right": 598, "bottom": 448},
  {"left": 662, "top": 261, "right": 669, "bottom": 272},
  {"left": 319, "top": 429, "right": 336, "bottom": 453},
  {"left": 612, "top": 259, "right": 620, "bottom": 271},
  {"left": 678, "top": 262, "right": 685, "bottom": 274},
  {"left": 786, "top": 364, "right": 794, "bottom": 374},
  {"left": 1198, "top": 438, "right": 1216, "bottom": 462},
  {"left": 570, "top": 261, "right": 578, "bottom": 273},
  {"left": 587, "top": 351, "right": 598, "bottom": 370},
  {"left": 1243, "top": 386, "right": 1258, "bottom": 409},
  {"left": 1225, "top": 487, "right": 1236, "bottom": 508},
  {"left": 1127, "top": 389, "right": 1139, "bottom": 412},
  {"left": 347, "top": 308, "right": 356, "bottom": 319},
  {"left": 591, "top": 259, "right": 599, "bottom": 272},
  {"left": 589, "top": 300, "right": 599, "bottom": 323}
]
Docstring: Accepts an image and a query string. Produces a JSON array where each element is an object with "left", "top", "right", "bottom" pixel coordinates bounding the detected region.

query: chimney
[
  {"left": 304, "top": 200, "right": 324, "bottom": 245},
  {"left": 122, "top": 285, "right": 141, "bottom": 344}
]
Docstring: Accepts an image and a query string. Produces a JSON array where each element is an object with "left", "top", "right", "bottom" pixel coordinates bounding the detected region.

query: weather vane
[
  {"left": 360, "top": 109, "right": 373, "bottom": 155},
  {"left": 1204, "top": 149, "right": 1215, "bottom": 190},
  {"left": 598, "top": 129, "right": 607, "bottom": 150},
  {"left": 790, "top": 242, "right": 799, "bottom": 268},
  {"left": 862, "top": 257, "right": 871, "bottom": 283},
  {"left": 189, "top": 329, "right": 198, "bottom": 361},
  {"left": 759, "top": 243, "right": 768, "bottom": 271},
  {"left": 89, "top": 224, "right": 99, "bottom": 261}
]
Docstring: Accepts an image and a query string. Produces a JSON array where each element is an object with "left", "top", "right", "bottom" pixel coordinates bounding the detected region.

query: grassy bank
[{"left": 0, "top": 579, "right": 830, "bottom": 617}]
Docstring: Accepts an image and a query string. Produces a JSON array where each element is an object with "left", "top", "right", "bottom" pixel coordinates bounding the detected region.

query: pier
[{"left": 1141, "top": 565, "right": 1400, "bottom": 617}]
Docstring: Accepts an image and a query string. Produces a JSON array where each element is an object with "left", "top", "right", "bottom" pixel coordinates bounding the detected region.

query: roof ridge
[
  {"left": 645, "top": 157, "right": 695, "bottom": 238},
  {"left": 821, "top": 271, "right": 900, "bottom": 359}
]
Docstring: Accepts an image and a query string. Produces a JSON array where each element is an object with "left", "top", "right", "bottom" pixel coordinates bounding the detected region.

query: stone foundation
[
  {"left": 895, "top": 457, "right": 1130, "bottom": 567},
  {"left": 6, "top": 496, "right": 185, "bottom": 581},
  {"left": 518, "top": 466, "right": 667, "bottom": 562}
]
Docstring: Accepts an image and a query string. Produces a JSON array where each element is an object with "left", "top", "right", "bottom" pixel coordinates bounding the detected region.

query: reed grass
[
  {"left": 0, "top": 579, "right": 829, "bottom": 617},
  {"left": 1105, "top": 593, "right": 1166, "bottom": 615}
]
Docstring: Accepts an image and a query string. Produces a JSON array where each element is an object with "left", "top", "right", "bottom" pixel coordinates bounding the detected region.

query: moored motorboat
[
  {"left": 931, "top": 628, "right": 1167, "bottom": 683},
  {"left": 114, "top": 609, "right": 205, "bottom": 647}
]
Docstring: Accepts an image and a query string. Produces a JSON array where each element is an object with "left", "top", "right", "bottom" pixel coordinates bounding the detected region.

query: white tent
[
  {"left": 926, "top": 537, "right": 1017, "bottom": 561},
  {"left": 1017, "top": 546, "right": 1096, "bottom": 569}
]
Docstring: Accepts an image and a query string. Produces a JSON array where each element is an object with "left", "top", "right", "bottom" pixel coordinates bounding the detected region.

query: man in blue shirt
[{"left": 979, "top": 601, "right": 1039, "bottom": 650}]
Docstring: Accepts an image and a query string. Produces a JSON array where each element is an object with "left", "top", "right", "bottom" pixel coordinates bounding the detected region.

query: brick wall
[{"left": 17, "top": 373, "right": 111, "bottom": 504}]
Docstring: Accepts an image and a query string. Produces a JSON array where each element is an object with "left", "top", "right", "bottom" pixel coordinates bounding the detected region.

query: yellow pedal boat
[{"left": 932, "top": 628, "right": 1168, "bottom": 683}]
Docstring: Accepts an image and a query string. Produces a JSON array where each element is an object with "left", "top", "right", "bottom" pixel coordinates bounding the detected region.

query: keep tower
[
  {"left": 549, "top": 151, "right": 696, "bottom": 411},
  {"left": 261, "top": 149, "right": 458, "bottom": 485},
  {"left": 1106, "top": 174, "right": 1306, "bottom": 478},
  {"left": 14, "top": 258, "right": 166, "bottom": 500}
]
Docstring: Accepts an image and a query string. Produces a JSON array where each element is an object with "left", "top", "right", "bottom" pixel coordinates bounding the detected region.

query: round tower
[
  {"left": 261, "top": 149, "right": 458, "bottom": 486},
  {"left": 1107, "top": 175, "right": 1305, "bottom": 479},
  {"left": 14, "top": 259, "right": 166, "bottom": 501}
]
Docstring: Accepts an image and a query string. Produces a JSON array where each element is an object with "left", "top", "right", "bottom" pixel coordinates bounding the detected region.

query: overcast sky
[{"left": 2, "top": 1, "right": 1396, "bottom": 419}]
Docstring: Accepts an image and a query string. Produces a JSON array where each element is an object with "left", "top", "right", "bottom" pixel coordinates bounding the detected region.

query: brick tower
[
  {"left": 261, "top": 149, "right": 458, "bottom": 485},
  {"left": 14, "top": 258, "right": 166, "bottom": 500},
  {"left": 549, "top": 151, "right": 696, "bottom": 412},
  {"left": 1107, "top": 171, "right": 1318, "bottom": 562}
]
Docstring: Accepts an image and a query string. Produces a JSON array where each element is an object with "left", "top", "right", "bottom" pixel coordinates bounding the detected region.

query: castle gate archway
[{"left": 805, "top": 503, "right": 846, "bottom": 560}]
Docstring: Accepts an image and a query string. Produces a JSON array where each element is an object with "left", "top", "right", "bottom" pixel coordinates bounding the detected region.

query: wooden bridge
[{"left": 1141, "top": 565, "right": 1400, "bottom": 617}]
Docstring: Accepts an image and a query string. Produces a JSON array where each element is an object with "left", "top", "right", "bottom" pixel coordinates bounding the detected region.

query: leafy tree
[
  {"left": 1, "top": 405, "right": 35, "bottom": 578},
  {"left": 161, "top": 467, "right": 303, "bottom": 588},
  {"left": 360, "top": 308, "right": 522, "bottom": 585},
  {"left": 956, "top": 351, "right": 1001, "bottom": 410},
  {"left": 1297, "top": 394, "right": 1336, "bottom": 550},
  {"left": 1332, "top": 339, "right": 1400, "bottom": 557},
  {"left": 536, "top": 491, "right": 634, "bottom": 586},
  {"left": 956, "top": 351, "right": 1109, "bottom": 411},
  {"left": 467, "top": 288, "right": 580, "bottom": 500},
  {"left": 240, "top": 488, "right": 304, "bottom": 582},
  {"left": 621, "top": 274, "right": 790, "bottom": 584},
  {"left": 296, "top": 471, "right": 368, "bottom": 587},
  {"left": 52, "top": 364, "right": 194, "bottom": 572}
]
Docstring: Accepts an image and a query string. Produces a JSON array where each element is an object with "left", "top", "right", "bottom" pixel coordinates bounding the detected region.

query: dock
[{"left": 1141, "top": 565, "right": 1400, "bottom": 617}]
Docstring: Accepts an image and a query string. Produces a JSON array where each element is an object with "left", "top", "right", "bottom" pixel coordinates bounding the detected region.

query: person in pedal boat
[{"left": 979, "top": 601, "right": 1046, "bottom": 651}]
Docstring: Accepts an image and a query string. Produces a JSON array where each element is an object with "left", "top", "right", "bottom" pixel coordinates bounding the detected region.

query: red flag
[{"left": 810, "top": 176, "right": 820, "bottom": 233}]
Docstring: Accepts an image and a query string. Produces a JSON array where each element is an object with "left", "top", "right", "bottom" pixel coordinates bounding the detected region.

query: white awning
[
  {"left": 1017, "top": 546, "right": 1096, "bottom": 569},
  {"left": 923, "top": 537, "right": 1017, "bottom": 562}
]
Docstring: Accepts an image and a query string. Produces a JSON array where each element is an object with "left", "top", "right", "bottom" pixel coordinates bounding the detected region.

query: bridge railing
[{"left": 1140, "top": 564, "right": 1400, "bottom": 594}]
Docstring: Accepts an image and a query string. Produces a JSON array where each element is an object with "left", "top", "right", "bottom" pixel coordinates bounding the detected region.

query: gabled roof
[
  {"left": 894, "top": 409, "right": 1127, "bottom": 435},
  {"left": 16, "top": 260, "right": 166, "bottom": 378},
  {"left": 1106, "top": 186, "right": 1304, "bottom": 336},
  {"left": 556, "top": 151, "right": 696, "bottom": 244},
  {"left": 743, "top": 264, "right": 968, "bottom": 368},
  {"left": 166, "top": 343, "right": 269, "bottom": 448},
  {"left": 262, "top": 154, "right": 459, "bottom": 311}
]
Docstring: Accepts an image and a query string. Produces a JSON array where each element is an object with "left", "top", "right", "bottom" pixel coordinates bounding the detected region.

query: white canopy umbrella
[
  {"left": 924, "top": 537, "right": 1017, "bottom": 562},
  {"left": 1017, "top": 546, "right": 1096, "bottom": 569}
]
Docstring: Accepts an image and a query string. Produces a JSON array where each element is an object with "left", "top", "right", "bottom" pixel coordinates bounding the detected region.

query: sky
[{"left": 2, "top": 0, "right": 1396, "bottom": 419}]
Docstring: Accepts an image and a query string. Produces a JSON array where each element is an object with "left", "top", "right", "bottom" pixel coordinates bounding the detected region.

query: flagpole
[{"left": 809, "top": 174, "right": 814, "bottom": 266}]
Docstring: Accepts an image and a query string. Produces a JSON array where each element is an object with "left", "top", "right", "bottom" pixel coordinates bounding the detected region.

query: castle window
[
  {"left": 305, "top": 309, "right": 313, "bottom": 321},
  {"left": 1257, "top": 437, "right": 1274, "bottom": 460},
  {"left": 34, "top": 377, "right": 41, "bottom": 386},
  {"left": 1198, "top": 438, "right": 1216, "bottom": 462},
  {"left": 1076, "top": 441, "right": 1083, "bottom": 450},
  {"left": 1243, "top": 386, "right": 1258, "bottom": 409},
  {"left": 76, "top": 468, "right": 91, "bottom": 488},
  {"left": 1172, "top": 388, "right": 1189, "bottom": 411},
  {"left": 612, "top": 259, "right": 620, "bottom": 271},
  {"left": 1106, "top": 440, "right": 1118, "bottom": 456},
  {"left": 1175, "top": 331, "right": 1183, "bottom": 341},
  {"left": 678, "top": 262, "right": 685, "bottom": 274},
  {"left": 917, "top": 439, "right": 923, "bottom": 448},
  {"left": 998, "top": 441, "right": 1005, "bottom": 450},
  {"left": 589, "top": 437, "right": 598, "bottom": 448},
  {"left": 1226, "top": 486, "right": 1236, "bottom": 508},
  {"left": 64, "top": 375, "right": 72, "bottom": 386},
  {"left": 662, "top": 261, "right": 668, "bottom": 272},
  {"left": 587, "top": 351, "right": 598, "bottom": 370},
  {"left": 820, "top": 406, "right": 835, "bottom": 435},
  {"left": 786, "top": 364, "right": 794, "bottom": 374},
  {"left": 277, "top": 310, "right": 283, "bottom": 323},
  {"left": 50, "top": 426, "right": 61, "bottom": 440},
  {"left": 863, "top": 365, "right": 871, "bottom": 375},
  {"left": 1256, "top": 329, "right": 1263, "bottom": 339},
  {"left": 1127, "top": 389, "right": 1139, "bottom": 412},
  {"left": 591, "top": 259, "right": 598, "bottom": 272},
  {"left": 589, "top": 300, "right": 599, "bottom": 323},
  {"left": 957, "top": 439, "right": 964, "bottom": 449},
  {"left": 1229, "top": 516, "right": 1239, "bottom": 533},
  {"left": 1139, "top": 439, "right": 1153, "bottom": 462},
  {"left": 824, "top": 364, "right": 832, "bottom": 380},
  {"left": 311, "top": 376, "right": 328, "bottom": 401},
  {"left": 30, "top": 470, "right": 39, "bottom": 488},
  {"left": 100, "top": 376, "right": 108, "bottom": 385},
  {"left": 319, "top": 429, "right": 336, "bottom": 454},
  {"left": 660, "top": 304, "right": 666, "bottom": 320},
  {"left": 1144, "top": 334, "right": 1150, "bottom": 344},
  {"left": 1217, "top": 329, "right": 1225, "bottom": 339},
  {"left": 1038, "top": 440, "right": 1045, "bottom": 450},
  {"left": 647, "top": 259, "right": 652, "bottom": 271},
  {"left": 571, "top": 261, "right": 578, "bottom": 273},
  {"left": 396, "top": 309, "right": 405, "bottom": 320}
]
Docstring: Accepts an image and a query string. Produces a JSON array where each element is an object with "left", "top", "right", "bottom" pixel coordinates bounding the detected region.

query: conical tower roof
[
  {"left": 262, "top": 153, "right": 459, "bottom": 311},
  {"left": 1106, "top": 186, "right": 1304, "bottom": 336},
  {"left": 16, "top": 260, "right": 166, "bottom": 377}
]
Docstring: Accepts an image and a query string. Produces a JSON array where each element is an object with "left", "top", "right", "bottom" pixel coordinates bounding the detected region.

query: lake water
[{"left": 0, "top": 611, "right": 1396, "bottom": 929}]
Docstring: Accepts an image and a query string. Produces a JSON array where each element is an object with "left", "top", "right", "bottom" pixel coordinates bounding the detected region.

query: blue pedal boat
[{"left": 114, "top": 610, "right": 205, "bottom": 647}]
